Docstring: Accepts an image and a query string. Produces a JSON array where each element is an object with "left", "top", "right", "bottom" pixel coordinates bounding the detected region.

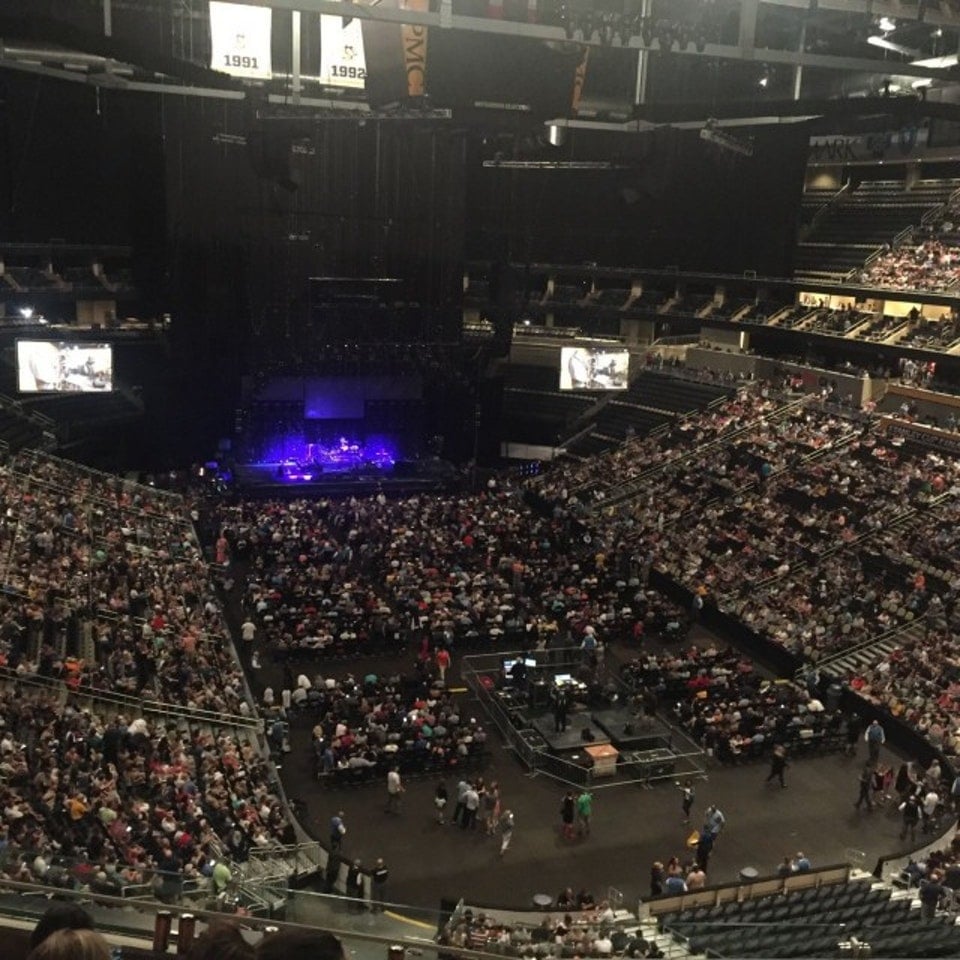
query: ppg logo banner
[
  {"left": 209, "top": 1, "right": 273, "bottom": 79},
  {"left": 319, "top": 15, "right": 367, "bottom": 88}
]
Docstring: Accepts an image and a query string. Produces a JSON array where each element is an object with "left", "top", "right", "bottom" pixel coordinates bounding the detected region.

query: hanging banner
[
  {"left": 571, "top": 44, "right": 589, "bottom": 115},
  {"left": 401, "top": 0, "right": 429, "bottom": 97},
  {"left": 319, "top": 15, "right": 367, "bottom": 88},
  {"left": 209, "top": 1, "right": 273, "bottom": 79}
]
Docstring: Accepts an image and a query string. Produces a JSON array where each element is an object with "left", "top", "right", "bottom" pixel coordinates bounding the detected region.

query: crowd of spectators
[
  {"left": 217, "top": 485, "right": 660, "bottom": 664},
  {"left": 0, "top": 450, "right": 293, "bottom": 898},
  {"left": 858, "top": 238, "right": 960, "bottom": 293},
  {"left": 303, "top": 670, "right": 488, "bottom": 783},
  {"left": 0, "top": 685, "right": 292, "bottom": 895},
  {"left": 7, "top": 366, "right": 960, "bottom": 917},
  {"left": 440, "top": 902, "right": 664, "bottom": 958},
  {"left": 523, "top": 376, "right": 960, "bottom": 763},
  {"left": 621, "top": 644, "right": 846, "bottom": 763}
]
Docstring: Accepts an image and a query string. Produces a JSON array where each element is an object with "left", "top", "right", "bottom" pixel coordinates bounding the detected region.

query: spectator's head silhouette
[
  {"left": 30, "top": 904, "right": 94, "bottom": 950},
  {"left": 27, "top": 928, "right": 110, "bottom": 960}
]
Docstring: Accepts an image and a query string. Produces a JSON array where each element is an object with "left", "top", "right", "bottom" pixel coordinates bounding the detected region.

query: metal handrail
[
  {"left": 15, "top": 447, "right": 183, "bottom": 506},
  {"left": 799, "top": 614, "right": 929, "bottom": 679},
  {"left": 0, "top": 666, "right": 261, "bottom": 730},
  {"left": 595, "top": 393, "right": 812, "bottom": 511}
]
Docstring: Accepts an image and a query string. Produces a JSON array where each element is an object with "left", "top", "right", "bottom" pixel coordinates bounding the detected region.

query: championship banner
[
  {"left": 209, "top": 1, "right": 273, "bottom": 79},
  {"left": 319, "top": 15, "right": 367, "bottom": 88},
  {"left": 571, "top": 44, "right": 589, "bottom": 115},
  {"left": 401, "top": 0, "right": 429, "bottom": 97}
]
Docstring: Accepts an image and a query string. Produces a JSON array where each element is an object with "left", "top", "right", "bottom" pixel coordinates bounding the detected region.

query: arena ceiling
[{"left": 3, "top": 0, "right": 960, "bottom": 134}]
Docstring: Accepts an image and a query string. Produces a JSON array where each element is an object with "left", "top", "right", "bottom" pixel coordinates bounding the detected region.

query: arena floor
[{"left": 250, "top": 625, "right": 933, "bottom": 917}]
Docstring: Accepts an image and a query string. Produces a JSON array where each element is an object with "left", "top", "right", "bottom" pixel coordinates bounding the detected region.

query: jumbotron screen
[
  {"left": 559, "top": 347, "right": 629, "bottom": 391},
  {"left": 17, "top": 341, "right": 113, "bottom": 393}
]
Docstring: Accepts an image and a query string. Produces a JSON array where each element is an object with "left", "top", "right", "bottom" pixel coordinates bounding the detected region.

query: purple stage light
[{"left": 251, "top": 434, "right": 399, "bottom": 481}]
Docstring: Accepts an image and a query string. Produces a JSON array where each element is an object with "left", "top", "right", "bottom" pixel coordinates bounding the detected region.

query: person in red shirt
[{"left": 436, "top": 647, "right": 451, "bottom": 683}]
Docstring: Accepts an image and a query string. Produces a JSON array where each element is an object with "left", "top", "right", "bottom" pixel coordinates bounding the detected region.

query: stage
[
  {"left": 463, "top": 649, "right": 708, "bottom": 790},
  {"left": 232, "top": 456, "right": 458, "bottom": 495}
]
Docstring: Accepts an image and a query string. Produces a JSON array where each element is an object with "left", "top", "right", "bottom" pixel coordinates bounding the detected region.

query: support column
[
  {"left": 634, "top": 0, "right": 652, "bottom": 106},
  {"left": 292, "top": 10, "right": 302, "bottom": 104},
  {"left": 793, "top": 16, "right": 807, "bottom": 100},
  {"left": 738, "top": 0, "right": 758, "bottom": 58}
]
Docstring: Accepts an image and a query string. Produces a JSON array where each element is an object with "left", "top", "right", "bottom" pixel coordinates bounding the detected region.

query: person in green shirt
[{"left": 576, "top": 789, "right": 593, "bottom": 837}]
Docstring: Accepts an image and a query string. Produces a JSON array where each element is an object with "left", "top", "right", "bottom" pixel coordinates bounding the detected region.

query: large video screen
[
  {"left": 17, "top": 341, "right": 113, "bottom": 393},
  {"left": 559, "top": 347, "right": 629, "bottom": 391}
]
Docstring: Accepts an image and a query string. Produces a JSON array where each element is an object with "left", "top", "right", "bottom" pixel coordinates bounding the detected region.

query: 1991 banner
[{"left": 209, "top": 1, "right": 273, "bottom": 79}]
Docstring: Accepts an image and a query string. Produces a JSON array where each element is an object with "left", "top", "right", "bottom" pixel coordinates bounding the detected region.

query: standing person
[
  {"left": 649, "top": 862, "right": 665, "bottom": 897},
  {"left": 854, "top": 765, "right": 874, "bottom": 812},
  {"left": 678, "top": 779, "right": 695, "bottom": 824},
  {"left": 865, "top": 720, "right": 886, "bottom": 764},
  {"left": 560, "top": 791, "right": 576, "bottom": 840},
  {"left": 345, "top": 859, "right": 365, "bottom": 911},
  {"left": 462, "top": 781, "right": 480, "bottom": 830},
  {"left": 922, "top": 787, "right": 940, "bottom": 834},
  {"left": 920, "top": 872, "right": 946, "bottom": 921},
  {"left": 703, "top": 804, "right": 726, "bottom": 839},
  {"left": 483, "top": 781, "right": 501, "bottom": 836},
  {"left": 899, "top": 792, "right": 921, "bottom": 842},
  {"left": 453, "top": 777, "right": 470, "bottom": 827},
  {"left": 499, "top": 809, "right": 515, "bottom": 857},
  {"left": 371, "top": 858, "right": 389, "bottom": 912},
  {"left": 329, "top": 811, "right": 347, "bottom": 852},
  {"left": 240, "top": 614, "right": 256, "bottom": 652},
  {"left": 766, "top": 744, "right": 788, "bottom": 789},
  {"left": 844, "top": 713, "right": 863, "bottom": 757},
  {"left": 552, "top": 685, "right": 569, "bottom": 734},
  {"left": 435, "top": 782, "right": 449, "bottom": 825},
  {"left": 385, "top": 766, "right": 404, "bottom": 815},
  {"left": 435, "top": 647, "right": 451, "bottom": 683},
  {"left": 695, "top": 831, "right": 715, "bottom": 872},
  {"left": 576, "top": 789, "right": 594, "bottom": 838}
]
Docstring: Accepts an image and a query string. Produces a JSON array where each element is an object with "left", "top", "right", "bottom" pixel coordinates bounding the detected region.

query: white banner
[
  {"left": 209, "top": 1, "right": 272, "bottom": 79},
  {"left": 319, "top": 14, "right": 367, "bottom": 88}
]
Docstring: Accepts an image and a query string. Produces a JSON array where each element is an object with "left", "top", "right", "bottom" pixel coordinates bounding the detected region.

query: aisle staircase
[{"left": 804, "top": 619, "right": 926, "bottom": 682}]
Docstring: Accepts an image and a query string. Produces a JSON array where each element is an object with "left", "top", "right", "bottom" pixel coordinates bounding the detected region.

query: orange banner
[
  {"left": 571, "top": 44, "right": 589, "bottom": 115},
  {"left": 401, "top": 0, "right": 429, "bottom": 97}
]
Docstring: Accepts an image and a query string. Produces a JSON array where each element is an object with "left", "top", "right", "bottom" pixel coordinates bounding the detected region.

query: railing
[
  {"left": 796, "top": 614, "right": 929, "bottom": 679},
  {"left": 0, "top": 392, "right": 56, "bottom": 429},
  {"left": 594, "top": 393, "right": 812, "bottom": 511},
  {"left": 14, "top": 447, "right": 183, "bottom": 507},
  {"left": 0, "top": 665, "right": 262, "bottom": 730},
  {"left": 460, "top": 646, "right": 707, "bottom": 789},
  {"left": 799, "top": 180, "right": 850, "bottom": 242}
]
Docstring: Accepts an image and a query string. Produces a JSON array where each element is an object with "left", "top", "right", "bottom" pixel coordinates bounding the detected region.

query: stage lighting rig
[{"left": 699, "top": 119, "right": 754, "bottom": 158}]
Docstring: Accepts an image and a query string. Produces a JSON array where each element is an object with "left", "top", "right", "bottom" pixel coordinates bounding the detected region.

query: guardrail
[{"left": 0, "top": 665, "right": 262, "bottom": 730}]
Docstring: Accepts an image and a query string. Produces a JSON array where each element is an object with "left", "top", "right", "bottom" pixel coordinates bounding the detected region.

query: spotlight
[{"left": 19, "top": 307, "right": 33, "bottom": 319}]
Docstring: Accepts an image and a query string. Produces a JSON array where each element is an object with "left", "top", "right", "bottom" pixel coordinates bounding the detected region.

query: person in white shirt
[
  {"left": 385, "top": 766, "right": 403, "bottom": 814},
  {"left": 922, "top": 790, "right": 941, "bottom": 832}
]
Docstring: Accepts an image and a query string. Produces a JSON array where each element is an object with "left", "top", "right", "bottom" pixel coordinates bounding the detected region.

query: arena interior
[{"left": 7, "top": 1, "right": 960, "bottom": 959}]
